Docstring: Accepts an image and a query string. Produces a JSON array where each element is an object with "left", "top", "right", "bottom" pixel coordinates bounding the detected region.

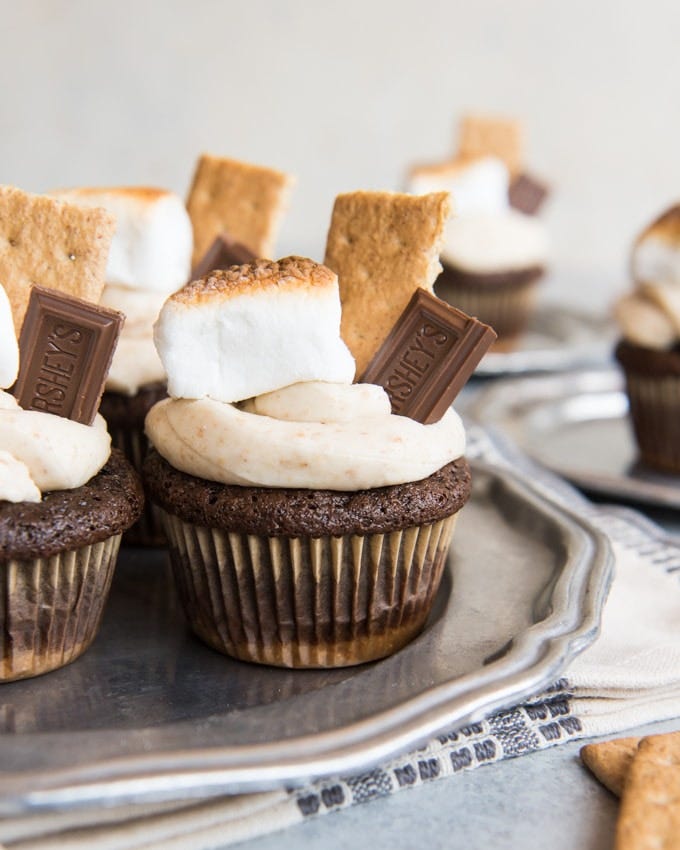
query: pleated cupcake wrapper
[
  {"left": 623, "top": 371, "right": 680, "bottom": 474},
  {"left": 0, "top": 535, "right": 121, "bottom": 682},
  {"left": 436, "top": 277, "right": 539, "bottom": 345},
  {"left": 108, "top": 423, "right": 165, "bottom": 547},
  {"left": 160, "top": 511, "right": 459, "bottom": 668}
]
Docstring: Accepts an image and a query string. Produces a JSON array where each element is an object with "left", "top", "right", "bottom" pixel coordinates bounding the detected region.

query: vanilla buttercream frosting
[
  {"left": 0, "top": 391, "right": 111, "bottom": 501},
  {"left": 146, "top": 381, "right": 465, "bottom": 491}
]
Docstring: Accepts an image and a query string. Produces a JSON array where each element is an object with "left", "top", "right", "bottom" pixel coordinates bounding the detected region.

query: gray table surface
[{"left": 238, "top": 717, "right": 680, "bottom": 850}]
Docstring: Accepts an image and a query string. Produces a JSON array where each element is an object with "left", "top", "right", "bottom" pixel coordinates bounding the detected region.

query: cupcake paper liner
[
  {"left": 0, "top": 535, "right": 121, "bottom": 682},
  {"left": 623, "top": 372, "right": 680, "bottom": 474},
  {"left": 160, "top": 510, "right": 459, "bottom": 668},
  {"left": 436, "top": 275, "right": 539, "bottom": 347}
]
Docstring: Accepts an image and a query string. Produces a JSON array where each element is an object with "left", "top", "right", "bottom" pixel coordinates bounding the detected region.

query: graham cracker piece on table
[
  {"left": 615, "top": 731, "right": 680, "bottom": 850},
  {"left": 458, "top": 114, "right": 524, "bottom": 176},
  {"left": 0, "top": 185, "right": 115, "bottom": 332},
  {"left": 580, "top": 737, "right": 641, "bottom": 797},
  {"left": 324, "top": 190, "right": 451, "bottom": 377},
  {"left": 186, "top": 154, "right": 294, "bottom": 267}
]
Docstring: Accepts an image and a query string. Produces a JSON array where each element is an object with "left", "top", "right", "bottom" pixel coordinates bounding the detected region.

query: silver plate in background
[
  {"left": 471, "top": 305, "right": 615, "bottom": 376},
  {"left": 469, "top": 370, "right": 680, "bottom": 510},
  {"left": 0, "top": 462, "right": 612, "bottom": 814}
]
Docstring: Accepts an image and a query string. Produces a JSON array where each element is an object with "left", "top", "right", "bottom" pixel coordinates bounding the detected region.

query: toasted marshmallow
[
  {"left": 441, "top": 210, "right": 548, "bottom": 273},
  {"left": 407, "top": 156, "right": 509, "bottom": 217},
  {"left": 0, "top": 284, "right": 18, "bottom": 389},
  {"left": 155, "top": 257, "right": 356, "bottom": 403},
  {"left": 632, "top": 204, "right": 680, "bottom": 287},
  {"left": 49, "top": 187, "right": 192, "bottom": 292}
]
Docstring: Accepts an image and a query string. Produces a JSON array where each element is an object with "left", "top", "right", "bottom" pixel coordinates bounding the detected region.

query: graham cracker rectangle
[
  {"left": 324, "top": 190, "right": 452, "bottom": 377},
  {"left": 186, "top": 154, "right": 294, "bottom": 267},
  {"left": 0, "top": 185, "right": 115, "bottom": 332},
  {"left": 458, "top": 114, "right": 524, "bottom": 175}
]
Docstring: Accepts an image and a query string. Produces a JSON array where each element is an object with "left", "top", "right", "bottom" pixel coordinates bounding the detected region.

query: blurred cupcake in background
[
  {"left": 50, "top": 186, "right": 192, "bottom": 544},
  {"left": 406, "top": 114, "right": 550, "bottom": 350},
  {"left": 52, "top": 156, "right": 293, "bottom": 544},
  {"left": 614, "top": 204, "right": 680, "bottom": 475}
]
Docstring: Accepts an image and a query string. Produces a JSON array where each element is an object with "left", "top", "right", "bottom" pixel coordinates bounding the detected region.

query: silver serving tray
[
  {"left": 469, "top": 370, "right": 680, "bottom": 510},
  {"left": 472, "top": 305, "right": 615, "bottom": 376},
  {"left": 0, "top": 461, "right": 612, "bottom": 814}
]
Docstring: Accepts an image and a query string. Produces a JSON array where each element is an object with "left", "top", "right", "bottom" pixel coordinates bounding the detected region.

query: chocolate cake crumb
[
  {"left": 144, "top": 449, "right": 471, "bottom": 537},
  {"left": 0, "top": 449, "right": 144, "bottom": 561}
]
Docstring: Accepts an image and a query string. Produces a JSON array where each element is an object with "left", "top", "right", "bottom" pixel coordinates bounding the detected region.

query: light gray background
[{"left": 1, "top": 0, "right": 678, "bottom": 309}]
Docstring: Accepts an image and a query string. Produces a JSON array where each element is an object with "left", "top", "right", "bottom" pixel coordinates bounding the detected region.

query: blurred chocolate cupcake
[
  {"left": 614, "top": 204, "right": 680, "bottom": 474},
  {"left": 407, "top": 114, "right": 550, "bottom": 349},
  {"left": 48, "top": 186, "right": 191, "bottom": 545},
  {"left": 144, "top": 249, "right": 474, "bottom": 668}
]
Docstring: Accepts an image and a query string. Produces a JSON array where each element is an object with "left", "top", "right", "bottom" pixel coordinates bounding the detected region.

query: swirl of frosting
[
  {"left": 145, "top": 382, "right": 466, "bottom": 491},
  {"left": 0, "top": 391, "right": 111, "bottom": 500}
]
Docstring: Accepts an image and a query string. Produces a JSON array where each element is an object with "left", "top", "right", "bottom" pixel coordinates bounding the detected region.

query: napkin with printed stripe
[{"left": 1, "top": 425, "right": 679, "bottom": 850}]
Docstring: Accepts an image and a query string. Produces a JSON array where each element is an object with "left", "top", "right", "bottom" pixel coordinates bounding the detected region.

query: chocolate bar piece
[
  {"left": 361, "top": 289, "right": 496, "bottom": 423},
  {"left": 13, "top": 286, "right": 123, "bottom": 425},
  {"left": 509, "top": 172, "right": 549, "bottom": 215},
  {"left": 191, "top": 232, "right": 257, "bottom": 280}
]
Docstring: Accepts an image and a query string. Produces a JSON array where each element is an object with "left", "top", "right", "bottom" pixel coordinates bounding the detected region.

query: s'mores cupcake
[
  {"left": 614, "top": 204, "right": 680, "bottom": 474},
  {"left": 0, "top": 186, "right": 143, "bottom": 680},
  {"left": 406, "top": 115, "right": 550, "bottom": 349},
  {"left": 144, "top": 195, "right": 478, "bottom": 668},
  {"left": 50, "top": 187, "right": 193, "bottom": 543}
]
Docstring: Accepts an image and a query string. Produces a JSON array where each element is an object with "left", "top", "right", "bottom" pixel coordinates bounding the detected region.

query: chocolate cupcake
[
  {"left": 1, "top": 450, "right": 143, "bottom": 681},
  {"left": 145, "top": 449, "right": 470, "bottom": 667},
  {"left": 0, "top": 276, "right": 143, "bottom": 681},
  {"left": 614, "top": 204, "right": 680, "bottom": 474},
  {"left": 406, "top": 115, "right": 550, "bottom": 349},
  {"left": 145, "top": 253, "right": 474, "bottom": 668}
]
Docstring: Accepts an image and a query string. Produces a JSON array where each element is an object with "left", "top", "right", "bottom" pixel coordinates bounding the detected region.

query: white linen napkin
[{"left": 1, "top": 426, "right": 679, "bottom": 850}]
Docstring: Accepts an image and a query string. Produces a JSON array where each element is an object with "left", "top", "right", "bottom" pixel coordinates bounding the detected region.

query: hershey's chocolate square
[
  {"left": 12, "top": 286, "right": 123, "bottom": 425},
  {"left": 509, "top": 172, "right": 549, "bottom": 215},
  {"left": 191, "top": 232, "right": 257, "bottom": 280},
  {"left": 361, "top": 289, "right": 496, "bottom": 423}
]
